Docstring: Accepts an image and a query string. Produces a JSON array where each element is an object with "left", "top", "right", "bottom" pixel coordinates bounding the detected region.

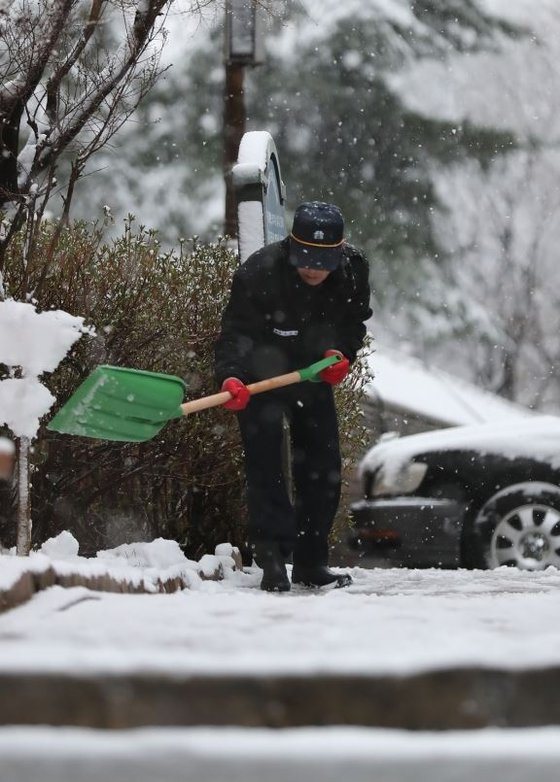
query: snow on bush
[
  {"left": 96, "top": 537, "right": 198, "bottom": 570},
  {"left": 0, "top": 299, "right": 93, "bottom": 438},
  {"left": 0, "top": 438, "right": 14, "bottom": 455},
  {"left": 0, "top": 378, "right": 54, "bottom": 440},
  {"left": 40, "top": 530, "right": 80, "bottom": 561}
]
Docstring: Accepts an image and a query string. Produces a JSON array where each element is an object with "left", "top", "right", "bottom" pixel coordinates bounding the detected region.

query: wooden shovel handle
[{"left": 179, "top": 371, "right": 302, "bottom": 416}]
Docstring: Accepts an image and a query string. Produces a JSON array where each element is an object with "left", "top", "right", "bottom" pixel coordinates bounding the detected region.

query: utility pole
[
  {"left": 223, "top": 0, "right": 264, "bottom": 238},
  {"left": 223, "top": 62, "right": 246, "bottom": 239}
]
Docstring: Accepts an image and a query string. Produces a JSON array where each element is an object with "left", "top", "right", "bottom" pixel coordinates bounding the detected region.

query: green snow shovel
[{"left": 47, "top": 354, "right": 342, "bottom": 443}]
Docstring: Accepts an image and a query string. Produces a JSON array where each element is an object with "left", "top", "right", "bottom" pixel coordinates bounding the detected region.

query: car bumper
[{"left": 348, "top": 496, "right": 467, "bottom": 568}]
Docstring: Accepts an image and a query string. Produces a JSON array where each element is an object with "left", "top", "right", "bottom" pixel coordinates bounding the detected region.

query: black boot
[
  {"left": 292, "top": 564, "right": 352, "bottom": 589},
  {"left": 252, "top": 542, "right": 291, "bottom": 592}
]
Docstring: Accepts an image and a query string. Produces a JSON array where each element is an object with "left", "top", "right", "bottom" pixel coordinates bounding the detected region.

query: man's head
[{"left": 289, "top": 202, "right": 344, "bottom": 285}]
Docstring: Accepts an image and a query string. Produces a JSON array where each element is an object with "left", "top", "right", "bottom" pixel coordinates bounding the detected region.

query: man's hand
[
  {"left": 319, "top": 349, "right": 350, "bottom": 385},
  {"left": 221, "top": 377, "right": 251, "bottom": 411}
]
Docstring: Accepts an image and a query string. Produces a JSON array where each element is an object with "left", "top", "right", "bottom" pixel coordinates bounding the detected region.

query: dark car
[{"left": 349, "top": 416, "right": 560, "bottom": 571}]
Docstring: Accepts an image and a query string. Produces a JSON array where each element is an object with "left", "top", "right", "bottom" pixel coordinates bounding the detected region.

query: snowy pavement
[
  {"left": 2, "top": 564, "right": 560, "bottom": 676},
  {"left": 2, "top": 725, "right": 560, "bottom": 782},
  {"left": 3, "top": 563, "right": 560, "bottom": 779}
]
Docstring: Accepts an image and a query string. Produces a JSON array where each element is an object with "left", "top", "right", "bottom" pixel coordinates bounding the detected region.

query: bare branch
[
  {"left": 27, "top": 1, "right": 170, "bottom": 178},
  {"left": 45, "top": 0, "right": 106, "bottom": 126},
  {"left": 0, "top": 0, "right": 224, "bottom": 274}
]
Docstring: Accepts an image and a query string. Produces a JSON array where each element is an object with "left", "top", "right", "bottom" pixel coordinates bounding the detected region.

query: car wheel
[{"left": 471, "top": 482, "right": 560, "bottom": 570}]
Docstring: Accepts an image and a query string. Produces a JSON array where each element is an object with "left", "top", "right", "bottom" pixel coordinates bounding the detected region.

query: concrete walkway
[{"left": 1, "top": 565, "right": 560, "bottom": 730}]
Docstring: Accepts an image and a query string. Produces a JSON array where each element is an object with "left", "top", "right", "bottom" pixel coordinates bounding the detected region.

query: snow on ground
[
  {"left": 2, "top": 724, "right": 560, "bottom": 782},
  {"left": 0, "top": 534, "right": 235, "bottom": 592},
  {"left": 3, "top": 551, "right": 560, "bottom": 778},
  {"left": 2, "top": 562, "right": 560, "bottom": 676}
]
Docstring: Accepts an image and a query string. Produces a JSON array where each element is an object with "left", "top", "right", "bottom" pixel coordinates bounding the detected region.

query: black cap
[{"left": 289, "top": 202, "right": 344, "bottom": 271}]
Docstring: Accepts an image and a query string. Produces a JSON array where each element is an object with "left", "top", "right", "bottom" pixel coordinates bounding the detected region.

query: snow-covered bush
[
  {"left": 2, "top": 219, "right": 242, "bottom": 556},
  {"left": 0, "top": 300, "right": 92, "bottom": 553}
]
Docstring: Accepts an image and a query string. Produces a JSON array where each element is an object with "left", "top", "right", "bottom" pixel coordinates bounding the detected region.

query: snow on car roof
[
  {"left": 360, "top": 415, "right": 560, "bottom": 476},
  {"left": 364, "top": 347, "right": 532, "bottom": 427}
]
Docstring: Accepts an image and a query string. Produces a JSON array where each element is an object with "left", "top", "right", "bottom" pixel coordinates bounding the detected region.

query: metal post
[
  {"left": 223, "top": 62, "right": 246, "bottom": 238},
  {"left": 223, "top": 0, "right": 264, "bottom": 238}
]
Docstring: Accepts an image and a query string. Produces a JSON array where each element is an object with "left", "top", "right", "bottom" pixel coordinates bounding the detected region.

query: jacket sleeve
[
  {"left": 336, "top": 251, "right": 372, "bottom": 363},
  {"left": 214, "top": 268, "right": 262, "bottom": 385}
]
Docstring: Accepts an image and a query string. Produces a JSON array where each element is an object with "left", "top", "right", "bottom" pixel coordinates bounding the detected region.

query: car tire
[{"left": 469, "top": 482, "right": 560, "bottom": 570}]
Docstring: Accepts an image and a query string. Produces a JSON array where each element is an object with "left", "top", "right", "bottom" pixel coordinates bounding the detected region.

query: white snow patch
[
  {"left": 0, "top": 376, "right": 55, "bottom": 439},
  {"left": 237, "top": 200, "right": 265, "bottom": 262},
  {"left": 2, "top": 725, "right": 560, "bottom": 782},
  {"left": 0, "top": 300, "right": 93, "bottom": 438},
  {"left": 0, "top": 552, "right": 53, "bottom": 591},
  {"left": 360, "top": 414, "right": 560, "bottom": 480},
  {"left": 367, "top": 347, "right": 531, "bottom": 427},
  {"left": 2, "top": 561, "right": 560, "bottom": 677},
  {"left": 96, "top": 537, "right": 195, "bottom": 570},
  {"left": 0, "top": 300, "right": 90, "bottom": 375},
  {"left": 0, "top": 436, "right": 15, "bottom": 455},
  {"left": 236, "top": 130, "right": 273, "bottom": 170},
  {"left": 40, "top": 531, "right": 80, "bottom": 561}
]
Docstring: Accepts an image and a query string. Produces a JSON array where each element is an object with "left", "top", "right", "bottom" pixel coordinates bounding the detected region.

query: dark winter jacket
[{"left": 215, "top": 238, "right": 372, "bottom": 385}]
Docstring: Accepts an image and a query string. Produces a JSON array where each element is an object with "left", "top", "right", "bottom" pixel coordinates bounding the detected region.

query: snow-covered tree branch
[{"left": 0, "top": 0, "right": 216, "bottom": 272}]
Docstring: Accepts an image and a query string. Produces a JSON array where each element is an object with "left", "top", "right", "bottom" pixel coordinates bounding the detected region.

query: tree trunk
[{"left": 16, "top": 437, "right": 32, "bottom": 556}]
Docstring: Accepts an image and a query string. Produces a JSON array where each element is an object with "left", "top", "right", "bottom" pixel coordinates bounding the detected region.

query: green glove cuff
[{"left": 299, "top": 354, "right": 341, "bottom": 383}]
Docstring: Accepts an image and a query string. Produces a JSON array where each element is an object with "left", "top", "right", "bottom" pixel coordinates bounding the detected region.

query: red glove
[
  {"left": 319, "top": 350, "right": 350, "bottom": 385},
  {"left": 222, "top": 377, "right": 251, "bottom": 411}
]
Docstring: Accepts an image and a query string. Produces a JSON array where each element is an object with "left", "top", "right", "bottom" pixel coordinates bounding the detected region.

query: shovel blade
[{"left": 48, "top": 366, "right": 186, "bottom": 442}]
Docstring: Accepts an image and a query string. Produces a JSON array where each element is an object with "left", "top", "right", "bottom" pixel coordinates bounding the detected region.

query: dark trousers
[{"left": 237, "top": 382, "right": 341, "bottom": 568}]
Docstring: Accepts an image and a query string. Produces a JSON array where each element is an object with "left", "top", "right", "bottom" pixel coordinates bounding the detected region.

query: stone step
[{"left": 1, "top": 667, "right": 560, "bottom": 730}]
